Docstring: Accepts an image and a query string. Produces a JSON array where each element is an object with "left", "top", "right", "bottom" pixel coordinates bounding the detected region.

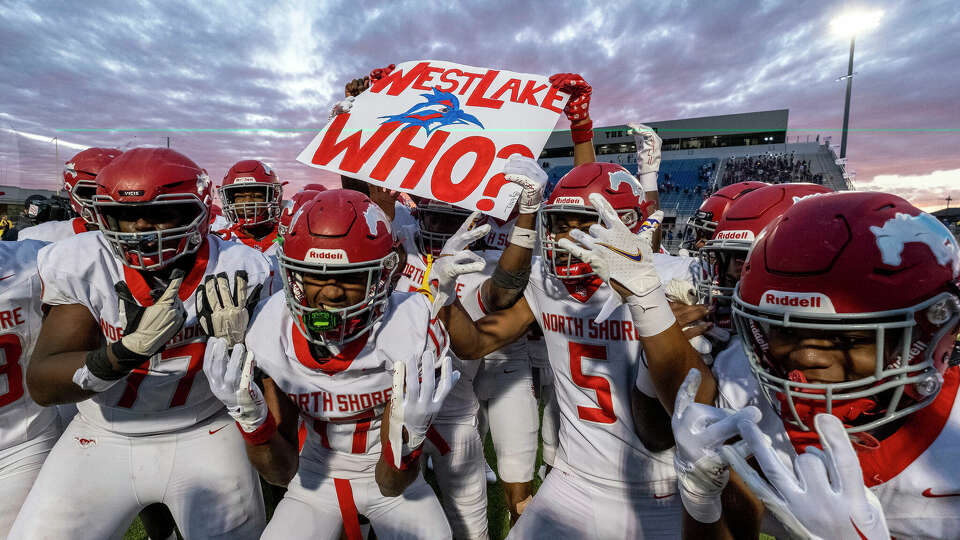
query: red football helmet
[
  {"left": 219, "top": 160, "right": 283, "bottom": 227},
  {"left": 93, "top": 148, "right": 212, "bottom": 270},
  {"left": 682, "top": 181, "right": 768, "bottom": 250},
  {"left": 63, "top": 147, "right": 123, "bottom": 224},
  {"left": 733, "top": 191, "right": 960, "bottom": 434},
  {"left": 696, "top": 183, "right": 832, "bottom": 306},
  {"left": 412, "top": 196, "right": 474, "bottom": 257},
  {"left": 278, "top": 189, "right": 325, "bottom": 236},
  {"left": 539, "top": 162, "right": 652, "bottom": 279},
  {"left": 279, "top": 189, "right": 400, "bottom": 352}
]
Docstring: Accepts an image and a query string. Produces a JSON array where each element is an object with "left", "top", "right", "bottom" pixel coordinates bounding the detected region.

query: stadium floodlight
[
  {"left": 830, "top": 8, "right": 884, "bottom": 36},
  {"left": 831, "top": 7, "right": 884, "bottom": 159}
]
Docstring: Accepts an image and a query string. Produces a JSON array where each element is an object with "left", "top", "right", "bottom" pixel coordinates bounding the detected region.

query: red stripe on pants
[
  {"left": 426, "top": 425, "right": 451, "bottom": 455},
  {"left": 334, "top": 478, "right": 363, "bottom": 540}
]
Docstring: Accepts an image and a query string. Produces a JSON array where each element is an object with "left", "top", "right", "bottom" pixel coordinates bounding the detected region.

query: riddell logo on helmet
[
  {"left": 715, "top": 230, "right": 754, "bottom": 241},
  {"left": 554, "top": 196, "right": 584, "bottom": 205},
  {"left": 759, "top": 290, "right": 835, "bottom": 313},
  {"left": 232, "top": 177, "right": 257, "bottom": 184},
  {"left": 305, "top": 248, "right": 350, "bottom": 263}
]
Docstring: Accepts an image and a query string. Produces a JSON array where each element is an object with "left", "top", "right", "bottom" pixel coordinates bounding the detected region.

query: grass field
[{"left": 123, "top": 408, "right": 547, "bottom": 540}]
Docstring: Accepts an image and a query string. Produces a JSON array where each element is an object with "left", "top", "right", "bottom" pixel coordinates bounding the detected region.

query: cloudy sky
[{"left": 1, "top": 0, "right": 957, "bottom": 210}]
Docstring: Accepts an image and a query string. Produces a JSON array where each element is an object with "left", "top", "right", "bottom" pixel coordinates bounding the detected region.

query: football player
[
  {"left": 696, "top": 183, "right": 832, "bottom": 329},
  {"left": 674, "top": 192, "right": 960, "bottom": 539},
  {"left": 12, "top": 147, "right": 271, "bottom": 539},
  {"left": 205, "top": 189, "right": 455, "bottom": 539},
  {"left": 394, "top": 197, "right": 493, "bottom": 539},
  {"left": 0, "top": 241, "right": 61, "bottom": 537},
  {"left": 18, "top": 147, "right": 121, "bottom": 241},
  {"left": 217, "top": 159, "right": 285, "bottom": 256},
  {"left": 438, "top": 160, "right": 714, "bottom": 538},
  {"left": 680, "top": 181, "right": 768, "bottom": 252}
]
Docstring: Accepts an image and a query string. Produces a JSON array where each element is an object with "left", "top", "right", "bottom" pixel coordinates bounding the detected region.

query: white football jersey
[
  {"left": 0, "top": 240, "right": 59, "bottom": 455},
  {"left": 38, "top": 233, "right": 273, "bottom": 435},
  {"left": 246, "top": 290, "right": 445, "bottom": 479},
  {"left": 394, "top": 251, "right": 483, "bottom": 424},
  {"left": 216, "top": 227, "right": 282, "bottom": 295},
  {"left": 16, "top": 218, "right": 88, "bottom": 242},
  {"left": 650, "top": 252, "right": 701, "bottom": 284},
  {"left": 210, "top": 214, "right": 231, "bottom": 232},
  {"left": 713, "top": 339, "right": 960, "bottom": 539},
  {"left": 524, "top": 256, "right": 674, "bottom": 487},
  {"left": 476, "top": 214, "right": 518, "bottom": 251}
]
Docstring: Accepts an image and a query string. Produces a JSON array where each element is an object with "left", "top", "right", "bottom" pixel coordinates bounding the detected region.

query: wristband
[
  {"left": 72, "top": 364, "right": 124, "bottom": 392},
  {"left": 638, "top": 170, "right": 659, "bottom": 193},
  {"left": 626, "top": 289, "right": 675, "bottom": 337},
  {"left": 84, "top": 345, "right": 127, "bottom": 381},
  {"left": 508, "top": 227, "right": 536, "bottom": 249},
  {"left": 238, "top": 411, "right": 276, "bottom": 445},
  {"left": 679, "top": 485, "right": 723, "bottom": 524},
  {"left": 382, "top": 438, "right": 424, "bottom": 471},
  {"left": 110, "top": 340, "right": 151, "bottom": 371},
  {"left": 570, "top": 120, "right": 594, "bottom": 144}
]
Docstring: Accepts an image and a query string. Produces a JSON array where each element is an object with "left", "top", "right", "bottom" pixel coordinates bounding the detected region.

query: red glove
[
  {"left": 549, "top": 73, "right": 592, "bottom": 123},
  {"left": 369, "top": 64, "right": 396, "bottom": 82}
]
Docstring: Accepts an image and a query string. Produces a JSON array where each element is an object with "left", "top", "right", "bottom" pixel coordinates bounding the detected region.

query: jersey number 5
[
  {"left": 568, "top": 342, "right": 616, "bottom": 424},
  {"left": 0, "top": 334, "right": 25, "bottom": 407}
]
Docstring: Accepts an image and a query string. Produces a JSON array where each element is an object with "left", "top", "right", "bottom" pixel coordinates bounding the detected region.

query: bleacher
[{"left": 543, "top": 158, "right": 717, "bottom": 204}]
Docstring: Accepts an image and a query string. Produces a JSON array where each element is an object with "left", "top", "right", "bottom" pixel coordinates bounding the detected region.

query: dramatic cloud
[{"left": 1, "top": 0, "right": 957, "bottom": 210}]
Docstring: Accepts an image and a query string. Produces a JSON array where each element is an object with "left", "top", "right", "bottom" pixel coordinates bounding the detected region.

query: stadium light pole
[{"left": 831, "top": 8, "right": 883, "bottom": 159}]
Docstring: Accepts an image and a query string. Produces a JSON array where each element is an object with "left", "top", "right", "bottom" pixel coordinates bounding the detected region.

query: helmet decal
[
  {"left": 791, "top": 192, "right": 827, "bottom": 205},
  {"left": 608, "top": 170, "right": 643, "bottom": 198},
  {"left": 870, "top": 212, "right": 960, "bottom": 276},
  {"left": 758, "top": 290, "right": 836, "bottom": 314},
  {"left": 363, "top": 204, "right": 391, "bottom": 237}
]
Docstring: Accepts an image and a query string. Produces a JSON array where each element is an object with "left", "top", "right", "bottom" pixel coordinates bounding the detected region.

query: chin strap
[{"left": 418, "top": 254, "right": 434, "bottom": 302}]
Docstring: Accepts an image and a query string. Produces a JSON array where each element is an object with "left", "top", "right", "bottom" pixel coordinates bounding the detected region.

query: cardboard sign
[{"left": 296, "top": 60, "right": 567, "bottom": 219}]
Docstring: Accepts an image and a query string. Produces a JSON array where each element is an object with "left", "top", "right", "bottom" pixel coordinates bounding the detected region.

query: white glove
[
  {"left": 427, "top": 211, "right": 490, "bottom": 317},
  {"left": 203, "top": 337, "right": 269, "bottom": 433},
  {"left": 628, "top": 123, "right": 662, "bottom": 192},
  {"left": 388, "top": 343, "right": 460, "bottom": 467},
  {"left": 558, "top": 194, "right": 672, "bottom": 335},
  {"left": 428, "top": 251, "right": 486, "bottom": 318},
  {"left": 557, "top": 194, "right": 662, "bottom": 298},
  {"left": 328, "top": 95, "right": 356, "bottom": 120},
  {"left": 673, "top": 369, "right": 761, "bottom": 523},
  {"left": 195, "top": 271, "right": 263, "bottom": 349},
  {"left": 503, "top": 154, "right": 548, "bottom": 214},
  {"left": 722, "top": 414, "right": 890, "bottom": 540},
  {"left": 114, "top": 271, "right": 187, "bottom": 361}
]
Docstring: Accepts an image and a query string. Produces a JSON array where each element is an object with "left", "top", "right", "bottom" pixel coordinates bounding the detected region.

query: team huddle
[{"left": 1, "top": 68, "right": 959, "bottom": 540}]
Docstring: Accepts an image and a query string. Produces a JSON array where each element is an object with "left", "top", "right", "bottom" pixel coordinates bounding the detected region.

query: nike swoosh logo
[
  {"left": 208, "top": 425, "right": 228, "bottom": 435},
  {"left": 504, "top": 369, "right": 517, "bottom": 374},
  {"left": 595, "top": 242, "right": 644, "bottom": 262},
  {"left": 653, "top": 493, "right": 675, "bottom": 499},
  {"left": 850, "top": 518, "right": 868, "bottom": 540},
  {"left": 922, "top": 488, "right": 960, "bottom": 498},
  {"left": 0, "top": 275, "right": 13, "bottom": 281}
]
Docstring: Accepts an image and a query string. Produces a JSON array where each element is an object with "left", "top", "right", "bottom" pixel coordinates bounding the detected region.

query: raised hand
[{"left": 723, "top": 413, "right": 891, "bottom": 540}]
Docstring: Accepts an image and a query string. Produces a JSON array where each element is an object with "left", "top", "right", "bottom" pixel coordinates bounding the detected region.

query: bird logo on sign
[{"left": 379, "top": 88, "right": 485, "bottom": 135}]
